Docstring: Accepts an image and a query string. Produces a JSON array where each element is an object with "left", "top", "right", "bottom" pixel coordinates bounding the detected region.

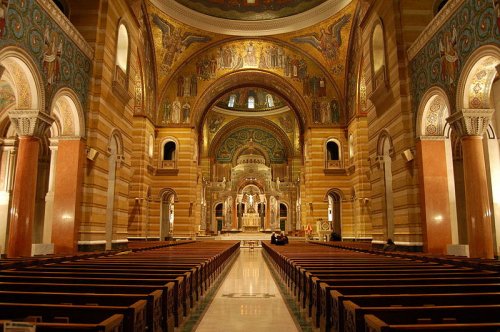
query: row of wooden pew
[
  {"left": 316, "top": 241, "right": 500, "bottom": 272},
  {"left": 0, "top": 240, "right": 239, "bottom": 331},
  {"left": 263, "top": 241, "right": 500, "bottom": 332}
]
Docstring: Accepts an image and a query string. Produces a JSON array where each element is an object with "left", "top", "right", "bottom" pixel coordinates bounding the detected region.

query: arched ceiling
[{"left": 146, "top": 0, "right": 356, "bottom": 129}]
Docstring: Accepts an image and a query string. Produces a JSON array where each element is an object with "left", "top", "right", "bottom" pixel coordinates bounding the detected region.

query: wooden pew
[
  {"left": 364, "top": 314, "right": 500, "bottom": 332},
  {"left": 0, "top": 281, "right": 176, "bottom": 332},
  {"left": 343, "top": 302, "right": 500, "bottom": 332},
  {"left": 328, "top": 291, "right": 500, "bottom": 332},
  {"left": 0, "top": 290, "right": 162, "bottom": 332},
  {"left": 0, "top": 314, "right": 124, "bottom": 332},
  {"left": 0, "top": 269, "right": 195, "bottom": 315},
  {"left": 323, "top": 284, "right": 500, "bottom": 332},
  {"left": 0, "top": 273, "right": 186, "bottom": 326},
  {"left": 0, "top": 301, "right": 146, "bottom": 332}
]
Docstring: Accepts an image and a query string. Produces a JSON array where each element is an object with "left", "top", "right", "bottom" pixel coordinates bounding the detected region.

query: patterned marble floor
[{"left": 193, "top": 248, "right": 300, "bottom": 332}]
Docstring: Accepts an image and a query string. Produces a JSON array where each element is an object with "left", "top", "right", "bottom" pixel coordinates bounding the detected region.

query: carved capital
[
  {"left": 447, "top": 109, "right": 494, "bottom": 137},
  {"left": 8, "top": 110, "right": 54, "bottom": 138}
]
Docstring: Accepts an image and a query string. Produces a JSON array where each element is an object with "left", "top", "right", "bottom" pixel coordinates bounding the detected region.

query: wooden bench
[
  {"left": 0, "top": 301, "right": 146, "bottom": 332},
  {"left": 0, "top": 290, "right": 162, "bottom": 332},
  {"left": 344, "top": 302, "right": 500, "bottom": 332},
  {"left": 328, "top": 291, "right": 500, "bottom": 332},
  {"left": 0, "top": 280, "right": 176, "bottom": 332},
  {"left": 0, "top": 314, "right": 124, "bottom": 331},
  {"left": 364, "top": 314, "right": 500, "bottom": 332},
  {"left": 323, "top": 284, "right": 500, "bottom": 332}
]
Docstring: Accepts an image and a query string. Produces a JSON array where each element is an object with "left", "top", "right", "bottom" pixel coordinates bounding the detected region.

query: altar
[{"left": 242, "top": 212, "right": 260, "bottom": 232}]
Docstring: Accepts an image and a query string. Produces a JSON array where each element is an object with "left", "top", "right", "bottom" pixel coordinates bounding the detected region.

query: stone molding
[
  {"left": 447, "top": 109, "right": 494, "bottom": 137},
  {"left": 418, "top": 136, "right": 447, "bottom": 141},
  {"left": 407, "top": 0, "right": 464, "bottom": 61},
  {"left": 8, "top": 110, "right": 55, "bottom": 138},
  {"left": 37, "top": 0, "right": 94, "bottom": 59}
]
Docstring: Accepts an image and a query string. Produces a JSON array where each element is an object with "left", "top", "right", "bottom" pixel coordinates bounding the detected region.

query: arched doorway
[
  {"left": 160, "top": 190, "right": 176, "bottom": 240},
  {"left": 279, "top": 203, "right": 288, "bottom": 232},
  {"left": 106, "top": 131, "right": 123, "bottom": 250},
  {"left": 377, "top": 132, "right": 395, "bottom": 241},
  {"left": 326, "top": 190, "right": 342, "bottom": 237},
  {"left": 215, "top": 203, "right": 223, "bottom": 233}
]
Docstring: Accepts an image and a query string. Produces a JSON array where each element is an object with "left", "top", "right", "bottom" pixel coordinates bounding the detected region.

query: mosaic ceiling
[
  {"left": 147, "top": 0, "right": 356, "bottom": 128},
  {"left": 172, "top": 0, "right": 328, "bottom": 21}
]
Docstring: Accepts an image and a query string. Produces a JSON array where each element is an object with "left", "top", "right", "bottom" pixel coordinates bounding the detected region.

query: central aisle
[{"left": 194, "top": 248, "right": 299, "bottom": 331}]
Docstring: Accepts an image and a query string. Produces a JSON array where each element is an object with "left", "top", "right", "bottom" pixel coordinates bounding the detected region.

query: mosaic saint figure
[
  {"left": 330, "top": 99, "right": 340, "bottom": 124},
  {"left": 42, "top": 26, "right": 63, "bottom": 85},
  {"left": 439, "top": 26, "right": 459, "bottom": 86},
  {"left": 182, "top": 100, "right": 191, "bottom": 123},
  {"left": 172, "top": 99, "right": 181, "bottom": 123}
]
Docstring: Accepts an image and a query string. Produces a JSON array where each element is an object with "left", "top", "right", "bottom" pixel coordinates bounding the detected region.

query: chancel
[{"left": 0, "top": 0, "right": 499, "bottom": 330}]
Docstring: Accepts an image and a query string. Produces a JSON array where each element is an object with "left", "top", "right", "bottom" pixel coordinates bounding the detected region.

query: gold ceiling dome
[{"left": 150, "top": 0, "right": 352, "bottom": 36}]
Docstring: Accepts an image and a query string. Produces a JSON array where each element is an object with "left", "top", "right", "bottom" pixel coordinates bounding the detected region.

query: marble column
[
  {"left": 416, "top": 137, "right": 452, "bottom": 254},
  {"left": 52, "top": 138, "right": 85, "bottom": 254},
  {"left": 42, "top": 140, "right": 58, "bottom": 244},
  {"left": 7, "top": 110, "right": 54, "bottom": 257},
  {"left": 448, "top": 109, "right": 495, "bottom": 259},
  {"left": 0, "top": 139, "right": 17, "bottom": 255}
]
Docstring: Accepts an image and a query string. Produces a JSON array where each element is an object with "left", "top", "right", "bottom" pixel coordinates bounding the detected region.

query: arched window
[
  {"left": 52, "top": 0, "right": 69, "bottom": 17},
  {"left": 161, "top": 140, "right": 177, "bottom": 169},
  {"left": 434, "top": 0, "right": 449, "bottom": 15},
  {"left": 116, "top": 24, "right": 129, "bottom": 72},
  {"left": 327, "top": 141, "right": 340, "bottom": 160},
  {"left": 371, "top": 21, "right": 387, "bottom": 89},
  {"left": 326, "top": 139, "right": 342, "bottom": 169},
  {"left": 163, "top": 141, "right": 176, "bottom": 160},
  {"left": 248, "top": 96, "right": 255, "bottom": 109},
  {"left": 228, "top": 94, "right": 236, "bottom": 108},
  {"left": 148, "top": 134, "right": 154, "bottom": 158}
]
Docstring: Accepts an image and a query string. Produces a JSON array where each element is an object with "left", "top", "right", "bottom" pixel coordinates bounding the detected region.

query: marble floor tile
[{"left": 194, "top": 249, "right": 299, "bottom": 332}]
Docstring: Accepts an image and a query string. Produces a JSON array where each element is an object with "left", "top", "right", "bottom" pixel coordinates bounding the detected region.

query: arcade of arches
[{"left": 0, "top": 0, "right": 499, "bottom": 258}]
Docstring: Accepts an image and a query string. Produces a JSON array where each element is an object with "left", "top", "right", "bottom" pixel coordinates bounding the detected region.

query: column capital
[
  {"left": 8, "top": 110, "right": 54, "bottom": 138},
  {"left": 447, "top": 109, "right": 494, "bottom": 137}
]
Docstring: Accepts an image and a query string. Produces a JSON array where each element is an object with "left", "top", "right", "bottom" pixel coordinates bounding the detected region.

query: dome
[{"left": 173, "top": 0, "right": 328, "bottom": 21}]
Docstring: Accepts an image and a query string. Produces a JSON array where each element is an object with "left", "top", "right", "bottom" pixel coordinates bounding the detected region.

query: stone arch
[
  {"left": 457, "top": 45, "right": 500, "bottom": 111},
  {"left": 324, "top": 188, "right": 344, "bottom": 236},
  {"left": 376, "top": 129, "right": 394, "bottom": 157},
  {"left": 159, "top": 187, "right": 178, "bottom": 239},
  {"left": 0, "top": 46, "right": 45, "bottom": 112},
  {"left": 193, "top": 70, "right": 309, "bottom": 129},
  {"left": 158, "top": 187, "right": 179, "bottom": 202},
  {"left": 416, "top": 86, "right": 451, "bottom": 138},
  {"left": 209, "top": 117, "right": 294, "bottom": 163},
  {"left": 50, "top": 87, "right": 85, "bottom": 138}
]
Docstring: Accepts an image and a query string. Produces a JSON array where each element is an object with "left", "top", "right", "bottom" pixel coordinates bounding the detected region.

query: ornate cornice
[
  {"left": 37, "top": 0, "right": 94, "bottom": 60},
  {"left": 407, "top": 0, "right": 465, "bottom": 61},
  {"left": 150, "top": 0, "right": 351, "bottom": 36},
  {"left": 447, "top": 109, "right": 494, "bottom": 137},
  {"left": 8, "top": 110, "right": 55, "bottom": 138}
]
